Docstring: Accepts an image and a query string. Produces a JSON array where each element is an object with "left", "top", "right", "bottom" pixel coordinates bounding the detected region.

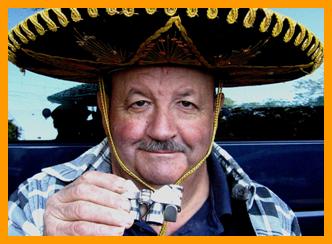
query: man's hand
[{"left": 44, "top": 171, "right": 134, "bottom": 236}]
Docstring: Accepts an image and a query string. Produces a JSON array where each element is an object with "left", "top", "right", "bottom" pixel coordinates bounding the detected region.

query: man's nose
[{"left": 146, "top": 108, "right": 176, "bottom": 141}]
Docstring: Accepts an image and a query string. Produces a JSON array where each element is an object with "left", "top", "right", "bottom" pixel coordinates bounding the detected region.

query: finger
[
  {"left": 57, "top": 200, "right": 134, "bottom": 228},
  {"left": 59, "top": 221, "right": 126, "bottom": 236},
  {"left": 74, "top": 171, "right": 129, "bottom": 193},
  {"left": 55, "top": 183, "right": 131, "bottom": 212}
]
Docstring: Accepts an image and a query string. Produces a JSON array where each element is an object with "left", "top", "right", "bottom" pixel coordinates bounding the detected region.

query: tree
[
  {"left": 293, "top": 78, "right": 324, "bottom": 106},
  {"left": 223, "top": 97, "right": 236, "bottom": 107},
  {"left": 8, "top": 119, "right": 21, "bottom": 142}
]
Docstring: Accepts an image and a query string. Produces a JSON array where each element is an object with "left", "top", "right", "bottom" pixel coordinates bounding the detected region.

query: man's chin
[
  {"left": 137, "top": 170, "right": 184, "bottom": 187},
  {"left": 135, "top": 155, "right": 188, "bottom": 185}
]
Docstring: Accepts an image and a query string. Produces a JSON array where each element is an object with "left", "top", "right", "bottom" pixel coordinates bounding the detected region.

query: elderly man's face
[{"left": 109, "top": 66, "right": 215, "bottom": 186}]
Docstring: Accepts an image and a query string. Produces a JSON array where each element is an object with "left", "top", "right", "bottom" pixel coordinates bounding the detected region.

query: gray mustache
[{"left": 138, "top": 140, "right": 186, "bottom": 153}]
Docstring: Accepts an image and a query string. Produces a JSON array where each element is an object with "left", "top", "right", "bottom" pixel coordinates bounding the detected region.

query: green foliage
[
  {"left": 8, "top": 119, "right": 21, "bottom": 142},
  {"left": 293, "top": 78, "right": 324, "bottom": 106},
  {"left": 218, "top": 106, "right": 323, "bottom": 140},
  {"left": 223, "top": 97, "right": 236, "bottom": 107}
]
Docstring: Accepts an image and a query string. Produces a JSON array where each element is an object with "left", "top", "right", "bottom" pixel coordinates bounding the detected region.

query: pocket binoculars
[{"left": 123, "top": 182, "right": 183, "bottom": 225}]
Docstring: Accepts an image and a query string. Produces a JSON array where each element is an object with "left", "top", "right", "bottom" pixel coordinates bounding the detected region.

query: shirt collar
[{"left": 212, "top": 143, "right": 256, "bottom": 208}]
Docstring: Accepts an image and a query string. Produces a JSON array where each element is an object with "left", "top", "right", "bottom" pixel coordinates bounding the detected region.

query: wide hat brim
[
  {"left": 8, "top": 8, "right": 323, "bottom": 87},
  {"left": 47, "top": 83, "right": 98, "bottom": 106}
]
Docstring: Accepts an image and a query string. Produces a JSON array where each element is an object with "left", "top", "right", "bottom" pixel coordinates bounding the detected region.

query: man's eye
[
  {"left": 180, "top": 101, "right": 195, "bottom": 108},
  {"left": 181, "top": 101, "right": 191, "bottom": 107},
  {"left": 131, "top": 100, "right": 149, "bottom": 108}
]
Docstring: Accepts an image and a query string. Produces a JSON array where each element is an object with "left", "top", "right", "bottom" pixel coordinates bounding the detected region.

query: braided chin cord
[{"left": 98, "top": 76, "right": 223, "bottom": 236}]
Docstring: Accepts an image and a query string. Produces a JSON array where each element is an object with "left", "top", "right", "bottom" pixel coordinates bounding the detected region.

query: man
[{"left": 8, "top": 8, "right": 323, "bottom": 236}]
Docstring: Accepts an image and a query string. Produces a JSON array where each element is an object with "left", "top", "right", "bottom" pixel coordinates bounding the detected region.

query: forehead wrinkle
[
  {"left": 174, "top": 88, "right": 196, "bottom": 98},
  {"left": 111, "top": 66, "right": 215, "bottom": 100},
  {"left": 129, "top": 67, "right": 193, "bottom": 88},
  {"left": 127, "top": 86, "right": 152, "bottom": 98},
  {"left": 111, "top": 70, "right": 156, "bottom": 99}
]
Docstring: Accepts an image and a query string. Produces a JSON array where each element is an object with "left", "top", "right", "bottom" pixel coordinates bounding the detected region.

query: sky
[
  {"left": 8, "top": 8, "right": 324, "bottom": 140},
  {"left": 224, "top": 8, "right": 324, "bottom": 104}
]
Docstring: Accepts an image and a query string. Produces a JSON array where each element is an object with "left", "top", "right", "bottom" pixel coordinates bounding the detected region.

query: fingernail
[
  {"left": 120, "top": 218, "right": 132, "bottom": 228},
  {"left": 124, "top": 217, "right": 134, "bottom": 228}
]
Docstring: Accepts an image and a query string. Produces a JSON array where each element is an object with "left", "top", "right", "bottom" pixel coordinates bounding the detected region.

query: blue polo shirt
[{"left": 124, "top": 153, "right": 233, "bottom": 236}]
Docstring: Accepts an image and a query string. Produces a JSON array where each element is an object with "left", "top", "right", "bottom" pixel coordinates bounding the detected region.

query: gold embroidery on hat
[
  {"left": 8, "top": 43, "right": 17, "bottom": 64},
  {"left": 316, "top": 51, "right": 323, "bottom": 63},
  {"left": 106, "top": 8, "right": 119, "bottom": 16},
  {"left": 20, "top": 20, "right": 36, "bottom": 41},
  {"left": 307, "top": 37, "right": 319, "bottom": 56},
  {"left": 302, "top": 31, "right": 313, "bottom": 51},
  {"left": 294, "top": 24, "right": 306, "bottom": 46},
  {"left": 122, "top": 8, "right": 135, "bottom": 17},
  {"left": 174, "top": 16, "right": 211, "bottom": 67},
  {"left": 70, "top": 8, "right": 83, "bottom": 22},
  {"left": 259, "top": 9, "right": 273, "bottom": 33},
  {"left": 165, "top": 8, "right": 177, "bottom": 16},
  {"left": 311, "top": 45, "right": 322, "bottom": 60},
  {"left": 146, "top": 8, "right": 157, "bottom": 15},
  {"left": 13, "top": 26, "right": 29, "bottom": 44},
  {"left": 8, "top": 42, "right": 16, "bottom": 52},
  {"left": 283, "top": 18, "right": 296, "bottom": 43},
  {"left": 75, "top": 29, "right": 127, "bottom": 64},
  {"left": 7, "top": 7, "right": 325, "bottom": 83},
  {"left": 8, "top": 49, "right": 16, "bottom": 63},
  {"left": 40, "top": 10, "right": 58, "bottom": 32},
  {"left": 214, "top": 37, "right": 270, "bottom": 66},
  {"left": 29, "top": 14, "right": 46, "bottom": 35},
  {"left": 130, "top": 16, "right": 210, "bottom": 68},
  {"left": 87, "top": 8, "right": 99, "bottom": 18},
  {"left": 8, "top": 32, "right": 21, "bottom": 50},
  {"left": 307, "top": 45, "right": 316, "bottom": 58},
  {"left": 187, "top": 8, "right": 198, "bottom": 18},
  {"left": 227, "top": 8, "right": 238, "bottom": 24},
  {"left": 314, "top": 50, "right": 324, "bottom": 70},
  {"left": 314, "top": 50, "right": 323, "bottom": 66},
  {"left": 173, "top": 18, "right": 202, "bottom": 62},
  {"left": 52, "top": 8, "right": 69, "bottom": 27},
  {"left": 311, "top": 46, "right": 322, "bottom": 60},
  {"left": 313, "top": 54, "right": 323, "bottom": 70},
  {"left": 243, "top": 8, "right": 257, "bottom": 28},
  {"left": 20, "top": 48, "right": 99, "bottom": 77},
  {"left": 272, "top": 15, "right": 283, "bottom": 37},
  {"left": 8, "top": 49, "right": 15, "bottom": 56},
  {"left": 207, "top": 8, "right": 218, "bottom": 19}
]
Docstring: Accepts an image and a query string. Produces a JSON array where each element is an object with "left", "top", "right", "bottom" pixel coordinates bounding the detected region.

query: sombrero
[
  {"left": 9, "top": 9, "right": 324, "bottom": 234},
  {"left": 47, "top": 83, "right": 98, "bottom": 106},
  {"left": 8, "top": 8, "right": 323, "bottom": 87}
]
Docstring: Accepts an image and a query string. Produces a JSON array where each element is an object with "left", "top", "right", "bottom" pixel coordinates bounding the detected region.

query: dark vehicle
[
  {"left": 8, "top": 139, "right": 324, "bottom": 235},
  {"left": 8, "top": 100, "right": 324, "bottom": 235}
]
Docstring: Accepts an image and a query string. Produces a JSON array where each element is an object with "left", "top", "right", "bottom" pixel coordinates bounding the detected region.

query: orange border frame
[{"left": 2, "top": 0, "right": 330, "bottom": 243}]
